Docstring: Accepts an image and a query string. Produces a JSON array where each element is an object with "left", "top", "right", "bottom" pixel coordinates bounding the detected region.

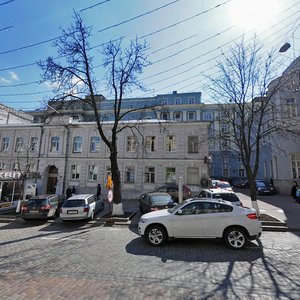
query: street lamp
[{"left": 279, "top": 42, "right": 291, "bottom": 53}]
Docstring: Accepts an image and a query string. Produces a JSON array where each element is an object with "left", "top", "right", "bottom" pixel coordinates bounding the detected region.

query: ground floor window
[
  {"left": 125, "top": 166, "right": 135, "bottom": 183},
  {"left": 238, "top": 167, "right": 245, "bottom": 177},
  {"left": 145, "top": 167, "right": 155, "bottom": 183},
  {"left": 70, "top": 164, "right": 80, "bottom": 180},
  {"left": 187, "top": 167, "right": 199, "bottom": 185},
  {"left": 88, "top": 165, "right": 98, "bottom": 181},
  {"left": 291, "top": 154, "right": 300, "bottom": 178},
  {"left": 223, "top": 166, "right": 229, "bottom": 177},
  {"left": 165, "top": 167, "right": 176, "bottom": 183}
]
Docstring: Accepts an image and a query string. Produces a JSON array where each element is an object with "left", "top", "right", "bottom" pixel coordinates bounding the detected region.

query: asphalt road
[{"left": 0, "top": 221, "right": 299, "bottom": 299}]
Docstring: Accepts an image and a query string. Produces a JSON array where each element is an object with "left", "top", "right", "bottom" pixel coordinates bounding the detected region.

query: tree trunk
[
  {"left": 110, "top": 150, "right": 124, "bottom": 215},
  {"left": 248, "top": 178, "right": 260, "bottom": 217}
]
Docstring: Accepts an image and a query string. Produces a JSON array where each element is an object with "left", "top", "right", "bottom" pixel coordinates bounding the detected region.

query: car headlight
[{"left": 139, "top": 218, "right": 148, "bottom": 224}]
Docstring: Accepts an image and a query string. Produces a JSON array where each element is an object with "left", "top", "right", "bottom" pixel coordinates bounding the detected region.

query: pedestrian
[
  {"left": 96, "top": 183, "right": 102, "bottom": 199},
  {"left": 66, "top": 186, "right": 72, "bottom": 199},
  {"left": 71, "top": 185, "right": 76, "bottom": 196},
  {"left": 291, "top": 181, "right": 299, "bottom": 202},
  {"left": 296, "top": 186, "right": 300, "bottom": 204}
]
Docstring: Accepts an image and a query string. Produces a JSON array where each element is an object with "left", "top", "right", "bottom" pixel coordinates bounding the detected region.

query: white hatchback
[
  {"left": 138, "top": 198, "right": 262, "bottom": 249},
  {"left": 60, "top": 194, "right": 104, "bottom": 221}
]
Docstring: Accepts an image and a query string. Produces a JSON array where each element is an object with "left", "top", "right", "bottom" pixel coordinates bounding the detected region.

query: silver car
[{"left": 60, "top": 194, "right": 104, "bottom": 221}]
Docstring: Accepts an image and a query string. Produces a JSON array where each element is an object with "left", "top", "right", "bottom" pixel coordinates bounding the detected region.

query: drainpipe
[{"left": 62, "top": 124, "right": 71, "bottom": 195}]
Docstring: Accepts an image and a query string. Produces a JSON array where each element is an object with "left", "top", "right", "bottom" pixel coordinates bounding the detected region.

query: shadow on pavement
[{"left": 126, "top": 237, "right": 263, "bottom": 263}]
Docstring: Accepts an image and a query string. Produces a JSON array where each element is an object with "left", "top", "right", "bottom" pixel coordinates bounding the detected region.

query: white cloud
[
  {"left": 9, "top": 71, "right": 19, "bottom": 81},
  {"left": 0, "top": 77, "right": 10, "bottom": 84}
]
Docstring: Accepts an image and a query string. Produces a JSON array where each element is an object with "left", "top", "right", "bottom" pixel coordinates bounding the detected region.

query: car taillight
[
  {"left": 150, "top": 207, "right": 159, "bottom": 211},
  {"left": 83, "top": 207, "right": 89, "bottom": 213},
  {"left": 21, "top": 206, "right": 28, "bottom": 211},
  {"left": 247, "top": 213, "right": 258, "bottom": 219},
  {"left": 41, "top": 204, "right": 51, "bottom": 210}
]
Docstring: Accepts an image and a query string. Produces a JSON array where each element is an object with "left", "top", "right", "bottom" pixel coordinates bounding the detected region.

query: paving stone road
[{"left": 0, "top": 220, "right": 300, "bottom": 300}]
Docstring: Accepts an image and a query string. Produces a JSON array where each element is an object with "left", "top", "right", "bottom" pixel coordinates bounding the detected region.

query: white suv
[
  {"left": 197, "top": 189, "right": 242, "bottom": 206},
  {"left": 138, "top": 198, "right": 261, "bottom": 249},
  {"left": 60, "top": 194, "right": 104, "bottom": 221}
]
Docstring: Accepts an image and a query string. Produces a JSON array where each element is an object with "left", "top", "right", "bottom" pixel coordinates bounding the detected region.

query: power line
[
  {"left": 0, "top": 0, "right": 14, "bottom": 6},
  {"left": 80, "top": 0, "right": 110, "bottom": 12},
  {"left": 0, "top": 26, "right": 12, "bottom": 32}
]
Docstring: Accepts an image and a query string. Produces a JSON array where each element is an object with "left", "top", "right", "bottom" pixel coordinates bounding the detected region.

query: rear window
[
  {"left": 27, "top": 199, "right": 48, "bottom": 206},
  {"left": 63, "top": 199, "right": 86, "bottom": 207},
  {"left": 151, "top": 195, "right": 172, "bottom": 205},
  {"left": 212, "top": 193, "right": 239, "bottom": 202}
]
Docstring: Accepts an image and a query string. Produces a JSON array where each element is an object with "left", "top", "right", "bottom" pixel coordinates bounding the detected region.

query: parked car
[
  {"left": 138, "top": 198, "right": 262, "bottom": 249},
  {"left": 139, "top": 192, "right": 177, "bottom": 214},
  {"left": 60, "top": 194, "right": 104, "bottom": 221},
  {"left": 197, "top": 189, "right": 242, "bottom": 206},
  {"left": 255, "top": 180, "right": 275, "bottom": 195},
  {"left": 215, "top": 181, "right": 233, "bottom": 191},
  {"left": 20, "top": 194, "right": 60, "bottom": 220},
  {"left": 232, "top": 178, "right": 248, "bottom": 188},
  {"left": 152, "top": 184, "right": 192, "bottom": 201}
]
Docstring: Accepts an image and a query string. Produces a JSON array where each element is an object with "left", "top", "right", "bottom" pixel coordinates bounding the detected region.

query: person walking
[
  {"left": 71, "top": 186, "right": 76, "bottom": 196},
  {"left": 96, "top": 183, "right": 102, "bottom": 199},
  {"left": 291, "top": 182, "right": 299, "bottom": 202},
  {"left": 66, "top": 186, "right": 72, "bottom": 199}
]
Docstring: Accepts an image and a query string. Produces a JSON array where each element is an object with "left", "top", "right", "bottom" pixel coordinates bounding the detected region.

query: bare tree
[
  {"left": 38, "top": 13, "right": 164, "bottom": 213},
  {"left": 207, "top": 39, "right": 299, "bottom": 213}
]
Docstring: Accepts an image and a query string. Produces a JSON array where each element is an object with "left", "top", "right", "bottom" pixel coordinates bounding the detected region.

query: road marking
[{"left": 41, "top": 237, "right": 85, "bottom": 241}]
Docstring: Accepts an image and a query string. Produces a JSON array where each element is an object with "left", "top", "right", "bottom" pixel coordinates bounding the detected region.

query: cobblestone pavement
[{"left": 0, "top": 221, "right": 300, "bottom": 300}]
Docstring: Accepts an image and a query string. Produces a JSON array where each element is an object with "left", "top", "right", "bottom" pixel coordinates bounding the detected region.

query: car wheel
[
  {"left": 146, "top": 225, "right": 167, "bottom": 246},
  {"left": 90, "top": 210, "right": 95, "bottom": 220},
  {"left": 100, "top": 202, "right": 104, "bottom": 211},
  {"left": 224, "top": 227, "right": 247, "bottom": 249}
]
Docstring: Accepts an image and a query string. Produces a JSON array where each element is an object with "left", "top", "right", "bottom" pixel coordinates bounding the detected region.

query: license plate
[
  {"left": 30, "top": 210, "right": 39, "bottom": 213},
  {"left": 67, "top": 210, "right": 78, "bottom": 214}
]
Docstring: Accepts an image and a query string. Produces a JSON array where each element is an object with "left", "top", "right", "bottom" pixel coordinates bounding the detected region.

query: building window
[
  {"left": 88, "top": 165, "right": 98, "bottom": 181},
  {"left": 0, "top": 162, "right": 6, "bottom": 170},
  {"left": 90, "top": 136, "right": 100, "bottom": 153},
  {"left": 188, "top": 97, "right": 195, "bottom": 104},
  {"left": 187, "top": 111, "right": 196, "bottom": 121},
  {"left": 30, "top": 137, "right": 38, "bottom": 152},
  {"left": 106, "top": 166, "right": 112, "bottom": 178},
  {"left": 286, "top": 98, "right": 296, "bottom": 117},
  {"left": 223, "top": 156, "right": 229, "bottom": 164},
  {"left": 146, "top": 136, "right": 156, "bottom": 152},
  {"left": 238, "top": 167, "right": 245, "bottom": 177},
  {"left": 127, "top": 136, "right": 136, "bottom": 152},
  {"left": 237, "top": 154, "right": 242, "bottom": 162},
  {"left": 203, "top": 112, "right": 213, "bottom": 121},
  {"left": 188, "top": 136, "right": 198, "bottom": 153},
  {"left": 223, "top": 166, "right": 229, "bottom": 177},
  {"left": 145, "top": 166, "right": 155, "bottom": 183},
  {"left": 221, "top": 139, "right": 229, "bottom": 150},
  {"left": 166, "top": 136, "right": 176, "bottom": 152},
  {"left": 13, "top": 163, "right": 19, "bottom": 171},
  {"left": 1, "top": 137, "right": 9, "bottom": 152},
  {"left": 125, "top": 166, "right": 135, "bottom": 183},
  {"left": 160, "top": 112, "right": 169, "bottom": 120},
  {"left": 15, "top": 137, "right": 24, "bottom": 152},
  {"left": 70, "top": 164, "right": 80, "bottom": 180},
  {"left": 161, "top": 99, "right": 168, "bottom": 105},
  {"left": 221, "top": 123, "right": 229, "bottom": 133},
  {"left": 73, "top": 136, "right": 83, "bottom": 153},
  {"left": 173, "top": 111, "right": 182, "bottom": 121},
  {"left": 165, "top": 167, "right": 176, "bottom": 182},
  {"left": 175, "top": 98, "right": 181, "bottom": 105},
  {"left": 50, "top": 136, "right": 60, "bottom": 152}
]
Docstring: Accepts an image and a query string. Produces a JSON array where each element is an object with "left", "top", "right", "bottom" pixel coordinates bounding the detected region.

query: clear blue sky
[{"left": 0, "top": 0, "right": 299, "bottom": 110}]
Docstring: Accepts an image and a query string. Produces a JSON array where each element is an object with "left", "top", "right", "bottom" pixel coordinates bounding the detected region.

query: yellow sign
[{"left": 106, "top": 175, "right": 113, "bottom": 189}]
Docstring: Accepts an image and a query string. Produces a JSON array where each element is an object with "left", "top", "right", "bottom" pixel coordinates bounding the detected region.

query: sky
[{"left": 0, "top": 0, "right": 299, "bottom": 111}]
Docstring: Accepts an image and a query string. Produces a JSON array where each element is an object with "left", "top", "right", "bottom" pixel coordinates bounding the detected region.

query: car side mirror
[{"left": 176, "top": 209, "right": 183, "bottom": 215}]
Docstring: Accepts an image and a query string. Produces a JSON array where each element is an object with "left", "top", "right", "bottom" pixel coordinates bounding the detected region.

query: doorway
[{"left": 47, "top": 166, "right": 58, "bottom": 194}]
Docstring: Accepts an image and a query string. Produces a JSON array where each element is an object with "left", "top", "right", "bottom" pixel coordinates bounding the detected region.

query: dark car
[
  {"left": 152, "top": 184, "right": 192, "bottom": 201},
  {"left": 139, "top": 192, "right": 177, "bottom": 214},
  {"left": 232, "top": 178, "right": 248, "bottom": 188},
  {"left": 20, "top": 194, "right": 60, "bottom": 220},
  {"left": 255, "top": 180, "right": 275, "bottom": 195}
]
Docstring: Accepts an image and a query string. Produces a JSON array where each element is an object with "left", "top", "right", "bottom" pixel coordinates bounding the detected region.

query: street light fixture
[{"left": 279, "top": 42, "right": 291, "bottom": 53}]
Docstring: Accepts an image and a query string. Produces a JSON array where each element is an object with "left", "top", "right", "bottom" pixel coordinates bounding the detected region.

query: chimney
[{"left": 172, "top": 91, "right": 177, "bottom": 94}]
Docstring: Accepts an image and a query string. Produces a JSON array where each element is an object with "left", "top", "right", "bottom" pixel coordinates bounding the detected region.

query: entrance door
[{"left": 47, "top": 166, "right": 58, "bottom": 194}]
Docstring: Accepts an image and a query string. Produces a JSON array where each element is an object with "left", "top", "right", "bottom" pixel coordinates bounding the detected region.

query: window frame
[{"left": 73, "top": 136, "right": 83, "bottom": 153}]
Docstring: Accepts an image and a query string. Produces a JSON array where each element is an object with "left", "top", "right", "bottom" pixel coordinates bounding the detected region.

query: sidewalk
[{"left": 235, "top": 189, "right": 300, "bottom": 231}]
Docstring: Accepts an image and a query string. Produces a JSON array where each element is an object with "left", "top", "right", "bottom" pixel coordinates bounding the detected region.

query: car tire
[
  {"left": 146, "top": 225, "right": 167, "bottom": 246},
  {"left": 224, "top": 227, "right": 247, "bottom": 249},
  {"left": 90, "top": 210, "right": 95, "bottom": 220}
]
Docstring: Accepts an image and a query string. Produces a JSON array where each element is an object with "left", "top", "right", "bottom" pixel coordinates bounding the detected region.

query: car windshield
[
  {"left": 168, "top": 200, "right": 189, "bottom": 213},
  {"left": 151, "top": 195, "right": 172, "bottom": 205},
  {"left": 27, "top": 199, "right": 47, "bottom": 206},
  {"left": 218, "top": 182, "right": 231, "bottom": 188},
  {"left": 63, "top": 200, "right": 86, "bottom": 207},
  {"left": 212, "top": 193, "right": 239, "bottom": 202},
  {"left": 256, "top": 181, "right": 269, "bottom": 188}
]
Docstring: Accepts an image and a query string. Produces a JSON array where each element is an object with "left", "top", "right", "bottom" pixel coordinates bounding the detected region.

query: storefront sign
[{"left": 0, "top": 171, "right": 21, "bottom": 179}]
